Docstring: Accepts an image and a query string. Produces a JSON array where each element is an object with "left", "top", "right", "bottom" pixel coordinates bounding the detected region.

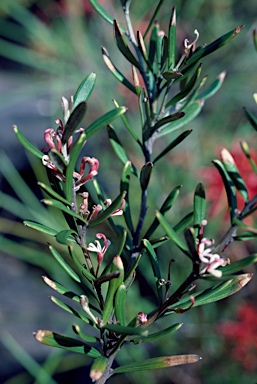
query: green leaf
[
  {"left": 103, "top": 324, "right": 148, "bottom": 337},
  {"left": 148, "top": 21, "right": 159, "bottom": 66},
  {"left": 244, "top": 107, "right": 257, "bottom": 132},
  {"left": 153, "top": 130, "right": 192, "bottom": 163},
  {"left": 48, "top": 149, "right": 67, "bottom": 174},
  {"left": 212, "top": 160, "right": 237, "bottom": 222},
  {"left": 24, "top": 220, "right": 58, "bottom": 237},
  {"left": 156, "top": 211, "right": 191, "bottom": 257},
  {"left": 42, "top": 276, "right": 81, "bottom": 303},
  {"left": 64, "top": 132, "right": 87, "bottom": 203},
  {"left": 143, "top": 239, "right": 163, "bottom": 304},
  {"left": 196, "top": 71, "right": 226, "bottom": 100},
  {"left": 133, "top": 323, "right": 182, "bottom": 343},
  {"left": 163, "top": 71, "right": 183, "bottom": 81},
  {"left": 112, "top": 354, "right": 201, "bottom": 374},
  {"left": 38, "top": 182, "right": 71, "bottom": 206},
  {"left": 140, "top": 162, "right": 153, "bottom": 190},
  {"left": 180, "top": 26, "right": 244, "bottom": 74},
  {"left": 144, "top": 186, "right": 182, "bottom": 239},
  {"left": 42, "top": 198, "right": 87, "bottom": 224},
  {"left": 107, "top": 125, "right": 139, "bottom": 177},
  {"left": 114, "top": 20, "right": 139, "bottom": 68},
  {"left": 173, "top": 212, "right": 194, "bottom": 233},
  {"left": 102, "top": 256, "right": 124, "bottom": 324},
  {"left": 158, "top": 101, "right": 203, "bottom": 137},
  {"left": 73, "top": 324, "right": 99, "bottom": 343},
  {"left": 89, "top": 0, "right": 125, "bottom": 32},
  {"left": 193, "top": 183, "right": 206, "bottom": 233},
  {"left": 102, "top": 47, "right": 137, "bottom": 94},
  {"left": 143, "top": 0, "right": 166, "bottom": 39},
  {"left": 221, "top": 148, "right": 248, "bottom": 201},
  {"left": 137, "top": 30, "right": 155, "bottom": 74},
  {"left": 114, "top": 283, "right": 126, "bottom": 326},
  {"left": 34, "top": 330, "right": 101, "bottom": 357},
  {"left": 86, "top": 107, "right": 127, "bottom": 139},
  {"left": 120, "top": 162, "right": 134, "bottom": 234},
  {"left": 14, "top": 125, "right": 43, "bottom": 159},
  {"left": 166, "top": 64, "right": 202, "bottom": 108},
  {"left": 113, "top": 99, "right": 142, "bottom": 146},
  {"left": 49, "top": 245, "right": 81, "bottom": 283},
  {"left": 88, "top": 191, "right": 126, "bottom": 227},
  {"left": 73, "top": 73, "right": 96, "bottom": 111},
  {"left": 169, "top": 274, "right": 252, "bottom": 310},
  {"left": 55, "top": 229, "right": 77, "bottom": 245},
  {"left": 62, "top": 102, "right": 87, "bottom": 144},
  {"left": 219, "top": 254, "right": 257, "bottom": 275},
  {"left": 253, "top": 29, "right": 257, "bottom": 52},
  {"left": 168, "top": 7, "right": 176, "bottom": 70},
  {"left": 240, "top": 141, "right": 257, "bottom": 174},
  {"left": 50, "top": 296, "right": 93, "bottom": 324},
  {"left": 151, "top": 112, "right": 185, "bottom": 136}
]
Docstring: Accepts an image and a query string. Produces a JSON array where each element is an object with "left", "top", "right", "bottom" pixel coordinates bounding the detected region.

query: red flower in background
[
  {"left": 218, "top": 302, "right": 257, "bottom": 371},
  {"left": 200, "top": 142, "right": 257, "bottom": 220}
]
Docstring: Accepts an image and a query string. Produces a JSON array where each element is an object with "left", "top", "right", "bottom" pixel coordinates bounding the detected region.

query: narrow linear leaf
[
  {"left": 243, "top": 107, "right": 257, "bottom": 132},
  {"left": 102, "top": 47, "right": 136, "bottom": 94},
  {"left": 50, "top": 296, "right": 92, "bottom": 324},
  {"left": 42, "top": 276, "right": 81, "bottom": 303},
  {"left": 133, "top": 323, "right": 182, "bottom": 343},
  {"left": 24, "top": 221, "right": 58, "bottom": 237},
  {"left": 55, "top": 229, "right": 77, "bottom": 245},
  {"left": 143, "top": 239, "right": 163, "bottom": 304},
  {"left": 196, "top": 71, "right": 226, "bottom": 100},
  {"left": 89, "top": 0, "right": 125, "bottom": 31},
  {"left": 240, "top": 141, "right": 257, "bottom": 174},
  {"left": 137, "top": 30, "right": 155, "bottom": 73},
  {"left": 89, "top": 191, "right": 126, "bottom": 228},
  {"left": 14, "top": 125, "right": 43, "bottom": 159},
  {"left": 173, "top": 212, "right": 194, "bottom": 233},
  {"left": 144, "top": 186, "right": 182, "bottom": 239},
  {"left": 48, "top": 149, "right": 67, "bottom": 174},
  {"left": 38, "top": 182, "right": 71, "bottom": 206},
  {"left": 219, "top": 254, "right": 257, "bottom": 275},
  {"left": 193, "top": 183, "right": 206, "bottom": 232},
  {"left": 42, "top": 198, "right": 87, "bottom": 224},
  {"left": 73, "top": 324, "right": 99, "bottom": 343},
  {"left": 120, "top": 161, "right": 134, "bottom": 234},
  {"left": 151, "top": 112, "right": 185, "bottom": 136},
  {"left": 103, "top": 324, "right": 148, "bottom": 337},
  {"left": 143, "top": 0, "right": 166, "bottom": 39},
  {"left": 212, "top": 160, "right": 237, "bottom": 222},
  {"left": 114, "top": 20, "right": 139, "bottom": 68},
  {"left": 34, "top": 330, "right": 101, "bottom": 357},
  {"left": 49, "top": 245, "right": 81, "bottom": 283},
  {"left": 168, "top": 7, "right": 176, "bottom": 70},
  {"left": 73, "top": 73, "right": 96, "bottom": 111},
  {"left": 221, "top": 148, "right": 248, "bottom": 201},
  {"left": 115, "top": 283, "right": 127, "bottom": 326},
  {"left": 113, "top": 99, "right": 142, "bottom": 145},
  {"left": 180, "top": 26, "right": 244, "bottom": 74},
  {"left": 166, "top": 64, "right": 202, "bottom": 108},
  {"left": 86, "top": 107, "right": 127, "bottom": 139},
  {"left": 112, "top": 354, "right": 201, "bottom": 374},
  {"left": 153, "top": 130, "right": 192, "bottom": 163},
  {"left": 62, "top": 102, "right": 87, "bottom": 144},
  {"left": 169, "top": 274, "right": 252, "bottom": 310},
  {"left": 64, "top": 132, "right": 87, "bottom": 203},
  {"left": 148, "top": 21, "right": 159, "bottom": 66},
  {"left": 158, "top": 101, "right": 203, "bottom": 138},
  {"left": 156, "top": 211, "right": 191, "bottom": 257}
]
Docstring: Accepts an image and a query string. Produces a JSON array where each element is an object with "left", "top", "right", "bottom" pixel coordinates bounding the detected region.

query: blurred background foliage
[{"left": 0, "top": 0, "right": 257, "bottom": 383}]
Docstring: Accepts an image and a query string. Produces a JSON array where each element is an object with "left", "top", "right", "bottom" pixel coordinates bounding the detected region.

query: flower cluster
[
  {"left": 42, "top": 119, "right": 99, "bottom": 189},
  {"left": 197, "top": 220, "right": 227, "bottom": 277}
]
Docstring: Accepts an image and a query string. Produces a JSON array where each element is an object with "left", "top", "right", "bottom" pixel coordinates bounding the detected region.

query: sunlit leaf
[
  {"left": 73, "top": 73, "right": 96, "bottom": 111},
  {"left": 34, "top": 330, "right": 101, "bottom": 357}
]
